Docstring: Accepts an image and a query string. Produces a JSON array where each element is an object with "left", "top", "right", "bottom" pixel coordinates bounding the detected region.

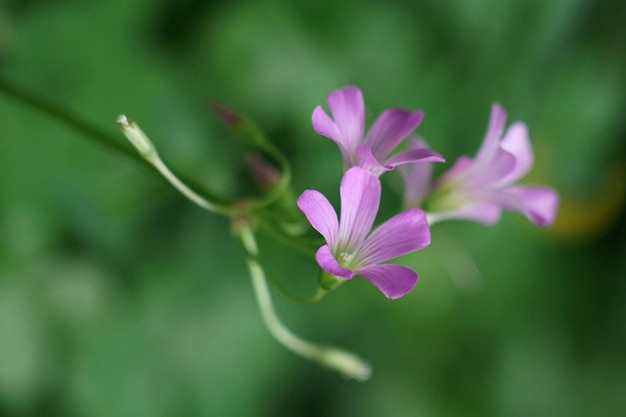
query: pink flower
[
  {"left": 398, "top": 136, "right": 436, "bottom": 208},
  {"left": 312, "top": 86, "right": 443, "bottom": 175},
  {"left": 402, "top": 103, "right": 558, "bottom": 226},
  {"left": 297, "top": 167, "right": 431, "bottom": 299}
]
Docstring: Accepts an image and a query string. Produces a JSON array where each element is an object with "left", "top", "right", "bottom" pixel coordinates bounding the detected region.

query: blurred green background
[{"left": 0, "top": 0, "right": 625, "bottom": 416}]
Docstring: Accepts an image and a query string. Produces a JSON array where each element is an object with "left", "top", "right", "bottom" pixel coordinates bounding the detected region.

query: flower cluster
[
  {"left": 117, "top": 85, "right": 560, "bottom": 379},
  {"left": 299, "top": 87, "right": 558, "bottom": 299}
]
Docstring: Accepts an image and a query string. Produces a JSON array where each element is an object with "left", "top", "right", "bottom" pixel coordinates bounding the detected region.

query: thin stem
[
  {"left": 150, "top": 157, "right": 231, "bottom": 215},
  {"left": 0, "top": 76, "right": 229, "bottom": 210},
  {"left": 239, "top": 225, "right": 371, "bottom": 381},
  {"left": 255, "top": 214, "right": 321, "bottom": 258},
  {"left": 261, "top": 265, "right": 328, "bottom": 304},
  {"left": 0, "top": 76, "right": 136, "bottom": 159},
  {"left": 116, "top": 114, "right": 234, "bottom": 215}
]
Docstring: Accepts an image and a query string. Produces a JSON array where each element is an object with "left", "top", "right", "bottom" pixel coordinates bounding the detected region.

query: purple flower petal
[
  {"left": 316, "top": 245, "right": 353, "bottom": 279},
  {"left": 398, "top": 137, "right": 435, "bottom": 207},
  {"left": 469, "top": 146, "right": 517, "bottom": 187},
  {"left": 337, "top": 167, "right": 381, "bottom": 250},
  {"left": 326, "top": 86, "right": 365, "bottom": 154},
  {"left": 365, "top": 109, "right": 423, "bottom": 161},
  {"left": 497, "top": 122, "right": 533, "bottom": 186},
  {"left": 438, "top": 155, "right": 473, "bottom": 183},
  {"left": 357, "top": 264, "right": 418, "bottom": 299},
  {"left": 297, "top": 190, "right": 339, "bottom": 245},
  {"left": 500, "top": 186, "right": 559, "bottom": 226},
  {"left": 356, "top": 144, "right": 393, "bottom": 176},
  {"left": 384, "top": 148, "right": 445, "bottom": 167},
  {"left": 312, "top": 87, "right": 365, "bottom": 167},
  {"left": 312, "top": 105, "right": 343, "bottom": 146},
  {"left": 427, "top": 203, "right": 503, "bottom": 225},
  {"left": 359, "top": 208, "right": 430, "bottom": 266},
  {"left": 475, "top": 103, "right": 506, "bottom": 164}
]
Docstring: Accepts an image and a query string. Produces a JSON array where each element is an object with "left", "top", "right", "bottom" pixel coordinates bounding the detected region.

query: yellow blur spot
[{"left": 550, "top": 164, "right": 625, "bottom": 241}]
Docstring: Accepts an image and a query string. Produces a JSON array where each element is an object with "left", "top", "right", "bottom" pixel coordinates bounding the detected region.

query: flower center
[
  {"left": 334, "top": 248, "right": 360, "bottom": 270},
  {"left": 424, "top": 181, "right": 467, "bottom": 212}
]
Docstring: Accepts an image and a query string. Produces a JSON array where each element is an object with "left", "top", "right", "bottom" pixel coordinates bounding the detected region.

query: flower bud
[
  {"left": 116, "top": 115, "right": 156, "bottom": 160},
  {"left": 246, "top": 153, "right": 280, "bottom": 192}
]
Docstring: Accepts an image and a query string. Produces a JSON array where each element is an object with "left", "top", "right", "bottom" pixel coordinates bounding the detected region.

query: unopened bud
[
  {"left": 209, "top": 102, "right": 243, "bottom": 128},
  {"left": 117, "top": 115, "right": 156, "bottom": 159},
  {"left": 246, "top": 153, "right": 280, "bottom": 191}
]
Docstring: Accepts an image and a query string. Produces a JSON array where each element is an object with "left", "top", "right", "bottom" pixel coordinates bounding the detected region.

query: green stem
[
  {"left": 260, "top": 262, "right": 328, "bottom": 304},
  {"left": 238, "top": 225, "right": 371, "bottom": 381},
  {"left": 255, "top": 215, "right": 321, "bottom": 258},
  {"left": 0, "top": 76, "right": 229, "bottom": 208},
  {"left": 0, "top": 76, "right": 136, "bottom": 158},
  {"left": 149, "top": 156, "right": 232, "bottom": 215}
]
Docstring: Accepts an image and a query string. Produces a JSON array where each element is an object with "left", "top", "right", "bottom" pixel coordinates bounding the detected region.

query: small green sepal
[{"left": 319, "top": 270, "right": 345, "bottom": 292}]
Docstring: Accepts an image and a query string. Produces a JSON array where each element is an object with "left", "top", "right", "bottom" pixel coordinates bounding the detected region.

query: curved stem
[
  {"left": 255, "top": 215, "right": 321, "bottom": 258},
  {"left": 261, "top": 265, "right": 328, "bottom": 304},
  {"left": 149, "top": 156, "right": 231, "bottom": 215},
  {"left": 238, "top": 225, "right": 371, "bottom": 381}
]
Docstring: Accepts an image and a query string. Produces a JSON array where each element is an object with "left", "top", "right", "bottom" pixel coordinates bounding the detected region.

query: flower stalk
[
  {"left": 117, "top": 114, "right": 232, "bottom": 216},
  {"left": 238, "top": 224, "right": 372, "bottom": 382}
]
